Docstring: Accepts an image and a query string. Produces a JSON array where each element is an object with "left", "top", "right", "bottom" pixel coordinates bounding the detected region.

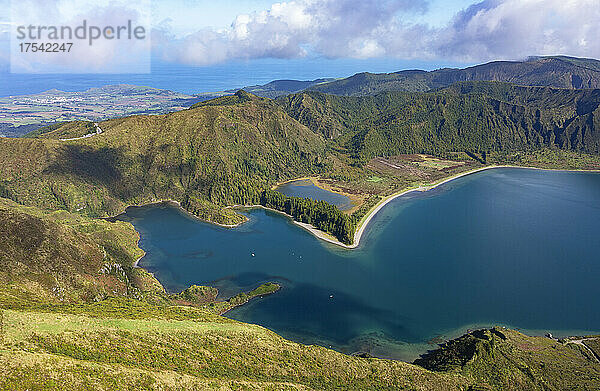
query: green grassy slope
[
  {"left": 0, "top": 198, "right": 162, "bottom": 307},
  {"left": 0, "top": 303, "right": 469, "bottom": 391},
  {"left": 1, "top": 91, "right": 328, "bottom": 224},
  {"left": 1, "top": 298, "right": 598, "bottom": 390},
  {"left": 308, "top": 56, "right": 600, "bottom": 96},
  {"left": 36, "top": 121, "right": 96, "bottom": 139},
  {"left": 2, "top": 295, "right": 598, "bottom": 390}
]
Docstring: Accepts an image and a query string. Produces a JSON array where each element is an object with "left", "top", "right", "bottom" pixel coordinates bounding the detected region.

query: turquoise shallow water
[{"left": 119, "top": 168, "right": 600, "bottom": 360}]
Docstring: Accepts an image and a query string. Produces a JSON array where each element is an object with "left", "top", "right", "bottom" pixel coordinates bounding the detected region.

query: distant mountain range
[
  {"left": 222, "top": 56, "right": 600, "bottom": 99},
  {"left": 306, "top": 56, "right": 600, "bottom": 96},
  {"left": 225, "top": 78, "right": 336, "bottom": 98},
  {"left": 206, "top": 56, "right": 600, "bottom": 100},
  {"left": 3, "top": 56, "right": 600, "bottom": 138}
]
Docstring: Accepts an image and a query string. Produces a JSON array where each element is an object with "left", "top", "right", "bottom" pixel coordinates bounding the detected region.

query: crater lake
[{"left": 118, "top": 168, "right": 600, "bottom": 360}]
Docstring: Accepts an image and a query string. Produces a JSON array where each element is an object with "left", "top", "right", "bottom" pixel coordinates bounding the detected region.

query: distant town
[{"left": 0, "top": 84, "right": 202, "bottom": 137}]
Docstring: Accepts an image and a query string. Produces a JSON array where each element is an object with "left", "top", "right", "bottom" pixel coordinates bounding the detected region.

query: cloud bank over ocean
[
  {"left": 154, "top": 0, "right": 600, "bottom": 65},
  {"left": 3, "top": 0, "right": 151, "bottom": 73},
  {"left": 1, "top": 0, "right": 599, "bottom": 71}
]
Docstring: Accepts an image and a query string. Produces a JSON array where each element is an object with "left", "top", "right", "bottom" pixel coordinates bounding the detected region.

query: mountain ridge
[
  {"left": 279, "top": 82, "right": 600, "bottom": 161},
  {"left": 307, "top": 56, "right": 600, "bottom": 96}
]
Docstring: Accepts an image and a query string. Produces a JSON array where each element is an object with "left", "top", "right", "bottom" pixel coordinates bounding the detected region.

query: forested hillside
[
  {"left": 308, "top": 56, "right": 600, "bottom": 96},
  {"left": 0, "top": 91, "right": 327, "bottom": 218},
  {"left": 3, "top": 82, "right": 600, "bottom": 244},
  {"left": 280, "top": 82, "right": 600, "bottom": 162}
]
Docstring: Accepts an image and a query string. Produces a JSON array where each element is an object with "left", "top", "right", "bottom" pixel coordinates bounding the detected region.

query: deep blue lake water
[
  {"left": 275, "top": 179, "right": 354, "bottom": 211},
  {"left": 119, "top": 168, "right": 600, "bottom": 360}
]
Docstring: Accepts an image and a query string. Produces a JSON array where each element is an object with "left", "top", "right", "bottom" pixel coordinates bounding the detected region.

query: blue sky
[
  {"left": 1, "top": 0, "right": 599, "bottom": 73},
  {"left": 152, "top": 0, "right": 477, "bottom": 36},
  {"left": 151, "top": 0, "right": 599, "bottom": 66}
]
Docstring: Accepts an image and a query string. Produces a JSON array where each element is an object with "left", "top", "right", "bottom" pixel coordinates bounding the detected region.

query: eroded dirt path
[
  {"left": 565, "top": 337, "right": 600, "bottom": 363},
  {"left": 60, "top": 123, "right": 103, "bottom": 141}
]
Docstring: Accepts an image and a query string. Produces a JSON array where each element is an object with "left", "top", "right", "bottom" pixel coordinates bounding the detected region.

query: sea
[{"left": 0, "top": 57, "right": 468, "bottom": 97}]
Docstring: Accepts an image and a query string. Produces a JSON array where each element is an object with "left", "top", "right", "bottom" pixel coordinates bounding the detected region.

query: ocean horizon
[{"left": 0, "top": 57, "right": 472, "bottom": 97}]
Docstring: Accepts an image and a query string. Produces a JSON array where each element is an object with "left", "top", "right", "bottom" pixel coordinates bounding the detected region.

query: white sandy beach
[
  {"left": 122, "top": 165, "right": 600, "bottom": 252},
  {"left": 308, "top": 164, "right": 600, "bottom": 249}
]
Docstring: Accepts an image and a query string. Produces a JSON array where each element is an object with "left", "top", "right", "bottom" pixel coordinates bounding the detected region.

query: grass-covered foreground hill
[{"left": 1, "top": 199, "right": 599, "bottom": 390}]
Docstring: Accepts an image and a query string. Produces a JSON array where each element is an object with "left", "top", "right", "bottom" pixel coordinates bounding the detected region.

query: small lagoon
[
  {"left": 119, "top": 168, "right": 600, "bottom": 360},
  {"left": 275, "top": 179, "right": 354, "bottom": 211}
]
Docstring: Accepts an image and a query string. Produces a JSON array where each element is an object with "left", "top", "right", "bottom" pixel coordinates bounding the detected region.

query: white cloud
[
  {"left": 153, "top": 0, "right": 428, "bottom": 65},
  {"left": 3, "top": 0, "right": 599, "bottom": 70},
  {"left": 8, "top": 0, "right": 151, "bottom": 73},
  {"left": 433, "top": 0, "right": 600, "bottom": 61},
  {"left": 155, "top": 0, "right": 600, "bottom": 66}
]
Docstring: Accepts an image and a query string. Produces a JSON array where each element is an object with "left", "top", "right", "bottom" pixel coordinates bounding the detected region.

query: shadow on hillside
[{"left": 43, "top": 144, "right": 129, "bottom": 196}]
